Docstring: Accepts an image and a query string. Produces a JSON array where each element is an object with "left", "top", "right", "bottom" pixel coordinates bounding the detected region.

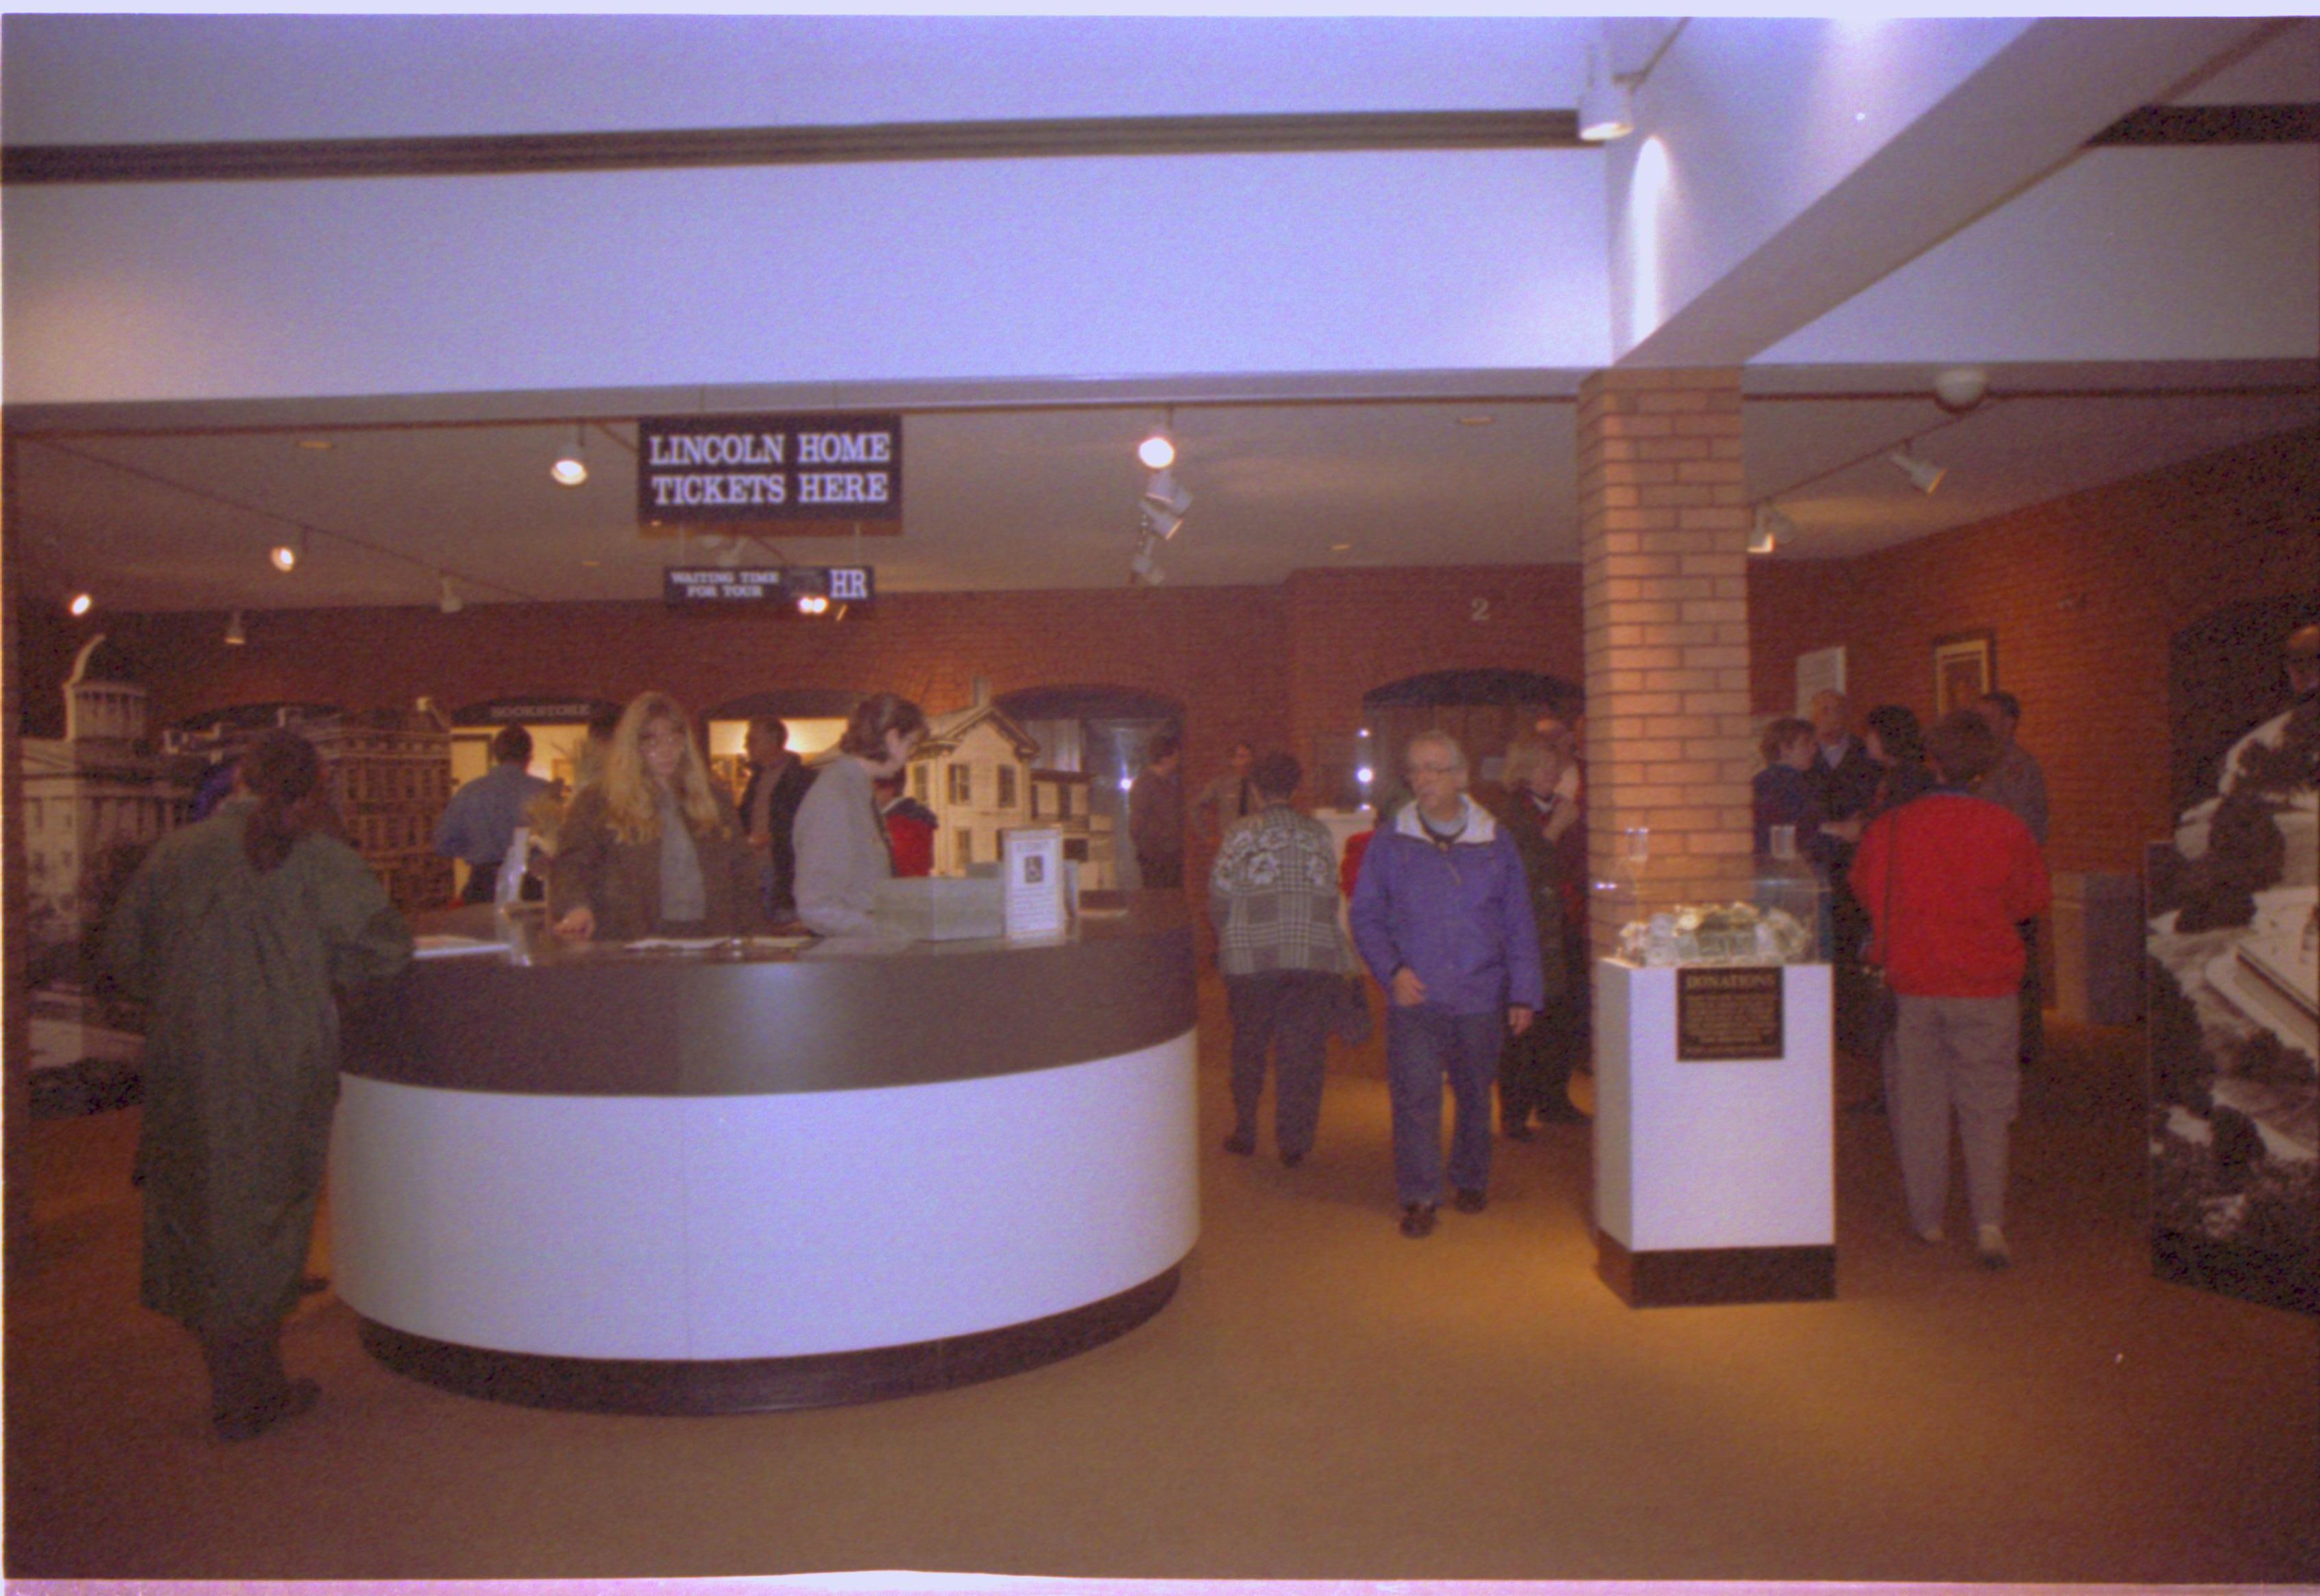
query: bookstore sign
[{"left": 638, "top": 413, "right": 902, "bottom": 527}]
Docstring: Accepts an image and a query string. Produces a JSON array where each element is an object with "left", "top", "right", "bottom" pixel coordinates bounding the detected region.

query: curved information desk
[{"left": 334, "top": 899, "right": 1198, "bottom": 1414}]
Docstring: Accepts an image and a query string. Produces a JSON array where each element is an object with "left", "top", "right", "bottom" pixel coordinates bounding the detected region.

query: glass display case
[{"left": 1600, "top": 827, "right": 1828, "bottom": 967}]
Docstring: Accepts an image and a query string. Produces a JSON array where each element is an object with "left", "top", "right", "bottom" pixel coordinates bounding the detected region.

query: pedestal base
[
  {"left": 359, "top": 1266, "right": 1181, "bottom": 1414},
  {"left": 1595, "top": 1234, "right": 1835, "bottom": 1307}
]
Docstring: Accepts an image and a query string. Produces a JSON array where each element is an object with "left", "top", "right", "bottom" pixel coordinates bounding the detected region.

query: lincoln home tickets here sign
[{"left": 638, "top": 414, "right": 902, "bottom": 526}]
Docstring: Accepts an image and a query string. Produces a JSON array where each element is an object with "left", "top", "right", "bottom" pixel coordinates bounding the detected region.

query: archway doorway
[
  {"left": 1357, "top": 668, "right": 1582, "bottom": 813},
  {"left": 995, "top": 685, "right": 1184, "bottom": 889}
]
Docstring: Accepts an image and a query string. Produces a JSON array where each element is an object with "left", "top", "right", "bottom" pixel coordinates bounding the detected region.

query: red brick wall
[
  {"left": 1748, "top": 423, "right": 2320, "bottom": 874},
  {"left": 1284, "top": 564, "right": 1585, "bottom": 751},
  {"left": 22, "top": 422, "right": 2312, "bottom": 884}
]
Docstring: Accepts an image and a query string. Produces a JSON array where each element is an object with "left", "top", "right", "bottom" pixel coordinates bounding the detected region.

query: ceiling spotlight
[
  {"left": 1578, "top": 40, "right": 1634, "bottom": 142},
  {"left": 1888, "top": 446, "right": 1946, "bottom": 496},
  {"left": 1131, "top": 536, "right": 1165, "bottom": 586},
  {"left": 270, "top": 543, "right": 298, "bottom": 572},
  {"left": 223, "top": 609, "right": 247, "bottom": 646},
  {"left": 67, "top": 591, "right": 93, "bottom": 618},
  {"left": 1142, "top": 504, "right": 1186, "bottom": 542},
  {"left": 1750, "top": 503, "right": 1798, "bottom": 555},
  {"left": 551, "top": 424, "right": 589, "bottom": 487},
  {"left": 1142, "top": 468, "right": 1192, "bottom": 518},
  {"left": 1933, "top": 366, "right": 1990, "bottom": 413},
  {"left": 439, "top": 574, "right": 463, "bottom": 614},
  {"left": 1137, "top": 431, "right": 1175, "bottom": 471},
  {"left": 797, "top": 594, "right": 830, "bottom": 616}
]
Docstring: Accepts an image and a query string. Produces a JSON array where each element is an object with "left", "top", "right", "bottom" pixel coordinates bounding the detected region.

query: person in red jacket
[
  {"left": 1852, "top": 710, "right": 2053, "bottom": 1269},
  {"left": 873, "top": 773, "right": 938, "bottom": 878}
]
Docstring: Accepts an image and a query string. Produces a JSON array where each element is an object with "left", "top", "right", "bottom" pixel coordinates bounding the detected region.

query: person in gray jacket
[
  {"left": 1210, "top": 751, "right": 1355, "bottom": 1168},
  {"left": 792, "top": 693, "right": 928, "bottom": 936},
  {"left": 1351, "top": 731, "right": 1544, "bottom": 1239}
]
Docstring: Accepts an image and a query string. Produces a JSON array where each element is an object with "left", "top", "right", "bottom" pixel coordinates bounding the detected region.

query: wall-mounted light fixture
[
  {"left": 68, "top": 591, "right": 93, "bottom": 618},
  {"left": 1887, "top": 446, "right": 1946, "bottom": 496},
  {"left": 1933, "top": 366, "right": 1990, "bottom": 413},
  {"left": 1141, "top": 468, "right": 1192, "bottom": 540},
  {"left": 1749, "top": 503, "right": 1798, "bottom": 555},
  {"left": 1579, "top": 21, "right": 1685, "bottom": 144},
  {"left": 1130, "top": 535, "right": 1165, "bottom": 586},
  {"left": 1136, "top": 429, "right": 1175, "bottom": 471},
  {"left": 1578, "top": 39, "right": 1634, "bottom": 141},
  {"left": 551, "top": 424, "right": 589, "bottom": 487}
]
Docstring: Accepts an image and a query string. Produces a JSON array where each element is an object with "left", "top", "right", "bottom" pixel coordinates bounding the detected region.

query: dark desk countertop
[{"left": 344, "top": 896, "right": 1196, "bottom": 1098}]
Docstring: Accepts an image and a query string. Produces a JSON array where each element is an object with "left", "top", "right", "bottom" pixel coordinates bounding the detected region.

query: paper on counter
[{"left": 414, "top": 935, "right": 505, "bottom": 958}]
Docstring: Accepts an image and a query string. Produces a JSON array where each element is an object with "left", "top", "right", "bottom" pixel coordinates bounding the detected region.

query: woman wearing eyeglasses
[{"left": 549, "top": 690, "right": 763, "bottom": 941}]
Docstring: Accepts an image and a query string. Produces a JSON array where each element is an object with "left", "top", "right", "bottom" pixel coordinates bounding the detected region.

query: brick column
[{"left": 1576, "top": 367, "right": 1756, "bottom": 955}]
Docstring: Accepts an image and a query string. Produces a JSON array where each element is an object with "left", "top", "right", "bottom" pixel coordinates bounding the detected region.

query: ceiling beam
[
  {"left": 1617, "top": 16, "right": 2280, "bottom": 370},
  {"left": 1, "top": 110, "right": 1588, "bottom": 186}
]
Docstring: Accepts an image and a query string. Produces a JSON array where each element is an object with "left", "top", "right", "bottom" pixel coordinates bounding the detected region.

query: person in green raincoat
[{"left": 107, "top": 729, "right": 412, "bottom": 1441}]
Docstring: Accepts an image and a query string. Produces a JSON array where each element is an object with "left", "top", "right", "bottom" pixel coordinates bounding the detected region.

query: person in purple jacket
[{"left": 1351, "top": 731, "right": 1545, "bottom": 1240}]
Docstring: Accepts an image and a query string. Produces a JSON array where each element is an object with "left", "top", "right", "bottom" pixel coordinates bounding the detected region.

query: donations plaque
[{"left": 1676, "top": 966, "right": 1785, "bottom": 1061}]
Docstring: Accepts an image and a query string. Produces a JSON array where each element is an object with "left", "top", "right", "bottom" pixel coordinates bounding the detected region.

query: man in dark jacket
[
  {"left": 1351, "top": 732, "right": 1544, "bottom": 1239},
  {"left": 738, "top": 717, "right": 814, "bottom": 919}
]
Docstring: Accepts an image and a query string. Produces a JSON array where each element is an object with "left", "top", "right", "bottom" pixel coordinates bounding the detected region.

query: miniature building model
[
  {"left": 20, "top": 637, "right": 191, "bottom": 940},
  {"left": 171, "top": 701, "right": 456, "bottom": 913},
  {"left": 909, "top": 692, "right": 1043, "bottom": 875}
]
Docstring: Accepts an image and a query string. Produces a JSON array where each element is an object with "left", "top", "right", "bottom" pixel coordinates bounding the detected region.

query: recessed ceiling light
[
  {"left": 1457, "top": 415, "right": 1495, "bottom": 427},
  {"left": 1330, "top": 542, "right": 1353, "bottom": 553},
  {"left": 580, "top": 558, "right": 602, "bottom": 568},
  {"left": 295, "top": 439, "right": 335, "bottom": 451}
]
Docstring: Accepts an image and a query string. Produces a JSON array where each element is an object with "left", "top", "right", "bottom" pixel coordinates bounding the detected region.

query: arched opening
[
  {"left": 994, "top": 684, "right": 1184, "bottom": 888},
  {"left": 1351, "top": 669, "right": 1582, "bottom": 812}
]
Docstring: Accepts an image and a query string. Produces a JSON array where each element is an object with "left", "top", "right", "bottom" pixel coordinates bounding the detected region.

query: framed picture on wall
[{"left": 1933, "top": 631, "right": 1996, "bottom": 717}]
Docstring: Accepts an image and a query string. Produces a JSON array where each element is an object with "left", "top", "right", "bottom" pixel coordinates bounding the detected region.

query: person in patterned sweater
[{"left": 1209, "top": 751, "right": 1357, "bottom": 1168}]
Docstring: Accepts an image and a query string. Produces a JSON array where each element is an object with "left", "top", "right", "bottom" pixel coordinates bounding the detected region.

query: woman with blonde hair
[{"left": 550, "top": 691, "right": 762, "bottom": 941}]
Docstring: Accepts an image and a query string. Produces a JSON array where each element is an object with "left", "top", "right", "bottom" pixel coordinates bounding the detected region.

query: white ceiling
[{"left": 5, "top": 16, "right": 2316, "bottom": 615}]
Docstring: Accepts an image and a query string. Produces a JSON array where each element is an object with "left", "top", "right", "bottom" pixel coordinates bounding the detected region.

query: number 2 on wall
[{"left": 1471, "top": 598, "right": 1490, "bottom": 623}]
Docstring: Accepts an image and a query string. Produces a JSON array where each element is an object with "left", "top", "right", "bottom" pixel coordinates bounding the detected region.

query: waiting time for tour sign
[
  {"left": 664, "top": 566, "right": 875, "bottom": 612},
  {"left": 637, "top": 413, "right": 902, "bottom": 526}
]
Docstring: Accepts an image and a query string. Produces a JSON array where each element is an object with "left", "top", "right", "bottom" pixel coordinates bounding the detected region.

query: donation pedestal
[{"left": 1593, "top": 959, "right": 1835, "bottom": 1307}]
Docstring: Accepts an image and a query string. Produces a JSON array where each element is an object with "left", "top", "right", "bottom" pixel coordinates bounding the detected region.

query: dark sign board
[
  {"left": 1676, "top": 966, "right": 1786, "bottom": 1061},
  {"left": 451, "top": 699, "right": 619, "bottom": 727},
  {"left": 664, "top": 566, "right": 875, "bottom": 610},
  {"left": 638, "top": 413, "right": 902, "bottom": 525}
]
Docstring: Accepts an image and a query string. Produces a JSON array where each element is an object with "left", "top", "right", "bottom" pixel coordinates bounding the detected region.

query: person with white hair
[{"left": 1351, "top": 731, "right": 1544, "bottom": 1240}]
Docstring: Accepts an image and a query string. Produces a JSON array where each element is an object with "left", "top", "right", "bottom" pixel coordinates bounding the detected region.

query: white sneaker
[{"left": 1976, "top": 1224, "right": 2011, "bottom": 1268}]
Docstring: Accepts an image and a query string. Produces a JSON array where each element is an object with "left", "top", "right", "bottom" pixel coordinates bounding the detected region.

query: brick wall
[
  {"left": 1579, "top": 367, "right": 1756, "bottom": 947},
  {"left": 1748, "top": 423, "right": 2320, "bottom": 874},
  {"left": 1284, "top": 564, "right": 1584, "bottom": 769}
]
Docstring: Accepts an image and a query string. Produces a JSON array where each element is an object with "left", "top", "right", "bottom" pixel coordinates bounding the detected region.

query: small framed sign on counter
[
  {"left": 1003, "top": 828, "right": 1067, "bottom": 941},
  {"left": 1676, "top": 966, "right": 1786, "bottom": 1061}
]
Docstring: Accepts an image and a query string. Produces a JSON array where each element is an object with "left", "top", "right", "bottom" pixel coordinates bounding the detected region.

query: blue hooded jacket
[{"left": 1350, "top": 796, "right": 1546, "bottom": 1017}]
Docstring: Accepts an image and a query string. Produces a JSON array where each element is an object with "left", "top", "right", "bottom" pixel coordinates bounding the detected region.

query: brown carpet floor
[{"left": 6, "top": 978, "right": 2317, "bottom": 1584}]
